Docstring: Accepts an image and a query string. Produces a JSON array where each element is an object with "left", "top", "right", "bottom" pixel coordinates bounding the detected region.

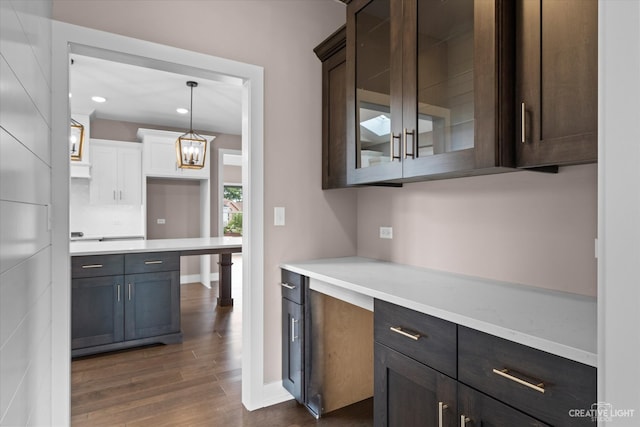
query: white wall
[
  {"left": 0, "top": 0, "right": 53, "bottom": 425},
  {"left": 598, "top": 0, "right": 640, "bottom": 424}
]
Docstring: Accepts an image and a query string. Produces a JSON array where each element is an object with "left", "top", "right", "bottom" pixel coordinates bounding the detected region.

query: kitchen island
[
  {"left": 70, "top": 237, "right": 241, "bottom": 357},
  {"left": 71, "top": 236, "right": 242, "bottom": 306}
]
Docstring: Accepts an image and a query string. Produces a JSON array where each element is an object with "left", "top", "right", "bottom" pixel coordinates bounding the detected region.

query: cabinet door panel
[
  {"left": 374, "top": 343, "right": 456, "bottom": 427},
  {"left": 516, "top": 0, "right": 597, "bottom": 167},
  {"left": 124, "top": 271, "right": 180, "bottom": 340},
  {"left": 282, "top": 298, "right": 304, "bottom": 403},
  {"left": 72, "top": 275, "right": 124, "bottom": 349},
  {"left": 117, "top": 145, "right": 142, "bottom": 205},
  {"left": 89, "top": 143, "right": 118, "bottom": 205},
  {"left": 458, "top": 383, "right": 549, "bottom": 427}
]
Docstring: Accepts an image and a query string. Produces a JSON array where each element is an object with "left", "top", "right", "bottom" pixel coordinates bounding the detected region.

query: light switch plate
[
  {"left": 157, "top": 218, "right": 166, "bottom": 224},
  {"left": 379, "top": 226, "right": 393, "bottom": 239},
  {"left": 274, "top": 207, "right": 285, "bottom": 226}
]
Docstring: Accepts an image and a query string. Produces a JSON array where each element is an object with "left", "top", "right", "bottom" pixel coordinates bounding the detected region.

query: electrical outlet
[
  {"left": 379, "top": 226, "right": 393, "bottom": 239},
  {"left": 157, "top": 218, "right": 166, "bottom": 225}
]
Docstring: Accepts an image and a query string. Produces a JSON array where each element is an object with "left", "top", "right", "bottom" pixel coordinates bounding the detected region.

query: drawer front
[
  {"left": 72, "top": 254, "right": 124, "bottom": 278},
  {"left": 125, "top": 252, "right": 180, "bottom": 274},
  {"left": 374, "top": 299, "right": 457, "bottom": 378},
  {"left": 458, "top": 326, "right": 596, "bottom": 426},
  {"left": 281, "top": 269, "right": 305, "bottom": 304}
]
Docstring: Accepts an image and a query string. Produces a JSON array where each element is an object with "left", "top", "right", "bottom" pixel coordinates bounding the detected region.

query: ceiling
[{"left": 69, "top": 54, "right": 243, "bottom": 135}]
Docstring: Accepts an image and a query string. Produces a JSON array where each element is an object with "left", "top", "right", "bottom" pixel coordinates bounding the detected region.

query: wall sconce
[
  {"left": 70, "top": 118, "right": 85, "bottom": 161},
  {"left": 176, "top": 81, "right": 207, "bottom": 169}
]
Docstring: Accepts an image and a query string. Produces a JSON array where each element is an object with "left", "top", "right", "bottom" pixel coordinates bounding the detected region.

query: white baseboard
[
  {"left": 259, "top": 381, "right": 294, "bottom": 408},
  {"left": 180, "top": 273, "right": 220, "bottom": 285}
]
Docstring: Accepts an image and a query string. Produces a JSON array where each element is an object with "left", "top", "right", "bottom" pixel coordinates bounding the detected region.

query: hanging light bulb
[{"left": 176, "top": 81, "right": 207, "bottom": 169}]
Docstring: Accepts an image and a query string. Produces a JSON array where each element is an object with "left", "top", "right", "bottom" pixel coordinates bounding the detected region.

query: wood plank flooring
[{"left": 71, "top": 280, "right": 373, "bottom": 426}]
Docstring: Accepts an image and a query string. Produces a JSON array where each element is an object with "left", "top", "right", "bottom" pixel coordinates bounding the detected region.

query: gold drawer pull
[
  {"left": 81, "top": 264, "right": 103, "bottom": 269},
  {"left": 390, "top": 326, "right": 421, "bottom": 341},
  {"left": 492, "top": 368, "right": 545, "bottom": 394},
  {"left": 144, "top": 260, "right": 163, "bottom": 265},
  {"left": 280, "top": 282, "right": 296, "bottom": 290}
]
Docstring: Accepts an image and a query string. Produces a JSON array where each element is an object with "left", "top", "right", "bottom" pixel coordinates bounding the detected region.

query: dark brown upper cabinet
[
  {"left": 516, "top": 0, "right": 598, "bottom": 168},
  {"left": 315, "top": 26, "right": 349, "bottom": 189},
  {"left": 346, "top": 0, "right": 515, "bottom": 185}
]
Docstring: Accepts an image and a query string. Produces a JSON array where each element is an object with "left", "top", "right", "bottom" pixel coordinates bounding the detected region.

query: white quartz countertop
[
  {"left": 281, "top": 257, "right": 597, "bottom": 367},
  {"left": 70, "top": 237, "right": 242, "bottom": 256}
]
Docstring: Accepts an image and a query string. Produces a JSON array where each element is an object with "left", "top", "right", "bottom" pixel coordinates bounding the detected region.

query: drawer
[
  {"left": 281, "top": 269, "right": 305, "bottom": 304},
  {"left": 72, "top": 255, "right": 124, "bottom": 278},
  {"left": 125, "top": 252, "right": 180, "bottom": 274},
  {"left": 374, "top": 299, "right": 457, "bottom": 378},
  {"left": 458, "top": 326, "right": 596, "bottom": 426}
]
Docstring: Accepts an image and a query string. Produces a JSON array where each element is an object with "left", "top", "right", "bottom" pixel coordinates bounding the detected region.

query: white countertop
[
  {"left": 70, "top": 236, "right": 242, "bottom": 256},
  {"left": 281, "top": 257, "right": 597, "bottom": 367}
]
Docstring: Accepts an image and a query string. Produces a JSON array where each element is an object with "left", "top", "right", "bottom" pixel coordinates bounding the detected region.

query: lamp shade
[
  {"left": 70, "top": 118, "right": 85, "bottom": 161},
  {"left": 176, "top": 80, "right": 207, "bottom": 169},
  {"left": 176, "top": 131, "right": 207, "bottom": 169}
]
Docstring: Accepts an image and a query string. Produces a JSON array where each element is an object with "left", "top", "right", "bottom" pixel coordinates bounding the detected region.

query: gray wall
[{"left": 0, "top": 0, "right": 53, "bottom": 424}]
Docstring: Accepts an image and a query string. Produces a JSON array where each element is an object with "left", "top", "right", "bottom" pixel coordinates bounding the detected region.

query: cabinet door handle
[
  {"left": 81, "top": 264, "right": 103, "bottom": 269},
  {"left": 389, "top": 133, "right": 401, "bottom": 162},
  {"left": 492, "top": 368, "right": 545, "bottom": 393},
  {"left": 521, "top": 102, "right": 526, "bottom": 144},
  {"left": 460, "top": 415, "right": 470, "bottom": 427},
  {"left": 119, "top": 190, "right": 123, "bottom": 200},
  {"left": 128, "top": 283, "right": 132, "bottom": 301},
  {"left": 291, "top": 317, "right": 298, "bottom": 343},
  {"left": 280, "top": 282, "right": 296, "bottom": 290},
  {"left": 389, "top": 326, "right": 421, "bottom": 341},
  {"left": 438, "top": 402, "right": 448, "bottom": 427},
  {"left": 144, "top": 260, "right": 163, "bottom": 265},
  {"left": 117, "top": 284, "right": 121, "bottom": 302},
  {"left": 403, "top": 128, "right": 415, "bottom": 159}
]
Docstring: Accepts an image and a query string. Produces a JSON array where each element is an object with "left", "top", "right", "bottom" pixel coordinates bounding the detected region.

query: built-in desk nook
[{"left": 281, "top": 257, "right": 597, "bottom": 426}]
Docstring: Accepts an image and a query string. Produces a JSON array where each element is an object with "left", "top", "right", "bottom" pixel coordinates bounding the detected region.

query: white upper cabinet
[
  {"left": 137, "top": 128, "right": 214, "bottom": 179},
  {"left": 89, "top": 139, "right": 142, "bottom": 205}
]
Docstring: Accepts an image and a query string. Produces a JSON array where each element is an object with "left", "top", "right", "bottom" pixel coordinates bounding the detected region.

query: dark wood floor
[{"left": 71, "top": 280, "right": 374, "bottom": 426}]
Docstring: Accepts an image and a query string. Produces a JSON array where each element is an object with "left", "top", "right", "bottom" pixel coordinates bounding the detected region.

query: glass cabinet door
[
  {"left": 402, "top": 0, "right": 477, "bottom": 178},
  {"left": 349, "top": 0, "right": 403, "bottom": 183}
]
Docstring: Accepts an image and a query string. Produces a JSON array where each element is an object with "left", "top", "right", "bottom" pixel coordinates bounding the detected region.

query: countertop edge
[{"left": 281, "top": 258, "right": 597, "bottom": 368}]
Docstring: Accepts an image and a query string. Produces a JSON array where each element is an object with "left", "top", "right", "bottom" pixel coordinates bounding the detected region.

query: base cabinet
[
  {"left": 374, "top": 343, "right": 456, "bottom": 427},
  {"left": 458, "top": 383, "right": 549, "bottom": 427},
  {"left": 71, "top": 252, "right": 182, "bottom": 357},
  {"left": 282, "top": 297, "right": 304, "bottom": 402}
]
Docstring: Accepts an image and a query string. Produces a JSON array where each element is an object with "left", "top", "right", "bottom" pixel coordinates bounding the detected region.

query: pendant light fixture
[
  {"left": 70, "top": 118, "right": 85, "bottom": 161},
  {"left": 176, "top": 81, "right": 207, "bottom": 169}
]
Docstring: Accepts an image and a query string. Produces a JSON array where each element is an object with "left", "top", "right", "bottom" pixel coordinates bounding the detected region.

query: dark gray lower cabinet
[
  {"left": 374, "top": 343, "right": 456, "bottom": 427},
  {"left": 71, "top": 275, "right": 124, "bottom": 349},
  {"left": 71, "top": 252, "right": 182, "bottom": 357},
  {"left": 458, "top": 383, "right": 550, "bottom": 426},
  {"left": 282, "top": 296, "right": 304, "bottom": 402}
]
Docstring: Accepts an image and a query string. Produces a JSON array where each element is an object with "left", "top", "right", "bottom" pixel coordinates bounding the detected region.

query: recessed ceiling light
[
  {"left": 91, "top": 96, "right": 107, "bottom": 103},
  {"left": 176, "top": 108, "right": 189, "bottom": 114}
]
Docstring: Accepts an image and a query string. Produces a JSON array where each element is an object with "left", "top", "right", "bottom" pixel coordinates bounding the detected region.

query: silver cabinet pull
[
  {"left": 389, "top": 133, "right": 401, "bottom": 162},
  {"left": 403, "top": 128, "right": 415, "bottom": 159},
  {"left": 460, "top": 415, "right": 470, "bottom": 427},
  {"left": 81, "top": 264, "right": 103, "bottom": 269},
  {"left": 144, "top": 260, "right": 163, "bottom": 265},
  {"left": 128, "top": 283, "right": 132, "bottom": 301},
  {"left": 291, "top": 318, "right": 299, "bottom": 343},
  {"left": 389, "top": 326, "right": 421, "bottom": 341},
  {"left": 280, "top": 282, "right": 296, "bottom": 290},
  {"left": 119, "top": 190, "right": 123, "bottom": 200},
  {"left": 117, "top": 284, "right": 121, "bottom": 302},
  {"left": 438, "top": 402, "right": 448, "bottom": 427},
  {"left": 492, "top": 368, "right": 545, "bottom": 393},
  {"left": 521, "top": 102, "right": 526, "bottom": 144}
]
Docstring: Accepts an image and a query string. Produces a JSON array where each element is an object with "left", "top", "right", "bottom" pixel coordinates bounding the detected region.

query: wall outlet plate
[
  {"left": 157, "top": 218, "right": 166, "bottom": 224},
  {"left": 379, "top": 226, "right": 393, "bottom": 239}
]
